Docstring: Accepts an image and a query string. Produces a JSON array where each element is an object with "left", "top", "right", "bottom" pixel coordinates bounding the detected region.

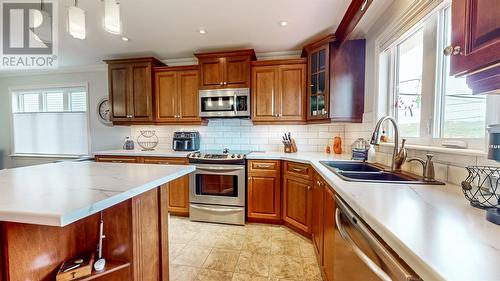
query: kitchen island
[{"left": 0, "top": 161, "right": 195, "bottom": 281}]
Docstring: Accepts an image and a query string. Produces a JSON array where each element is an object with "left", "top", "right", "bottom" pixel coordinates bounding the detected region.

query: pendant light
[
  {"left": 68, "top": 0, "right": 86, "bottom": 39},
  {"left": 104, "top": 0, "right": 121, "bottom": 35}
]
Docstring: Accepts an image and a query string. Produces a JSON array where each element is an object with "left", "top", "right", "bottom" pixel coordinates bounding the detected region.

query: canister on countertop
[{"left": 487, "top": 124, "right": 500, "bottom": 162}]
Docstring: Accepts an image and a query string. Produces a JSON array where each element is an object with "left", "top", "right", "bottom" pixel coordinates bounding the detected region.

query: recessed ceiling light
[
  {"left": 121, "top": 37, "right": 129, "bottom": 41},
  {"left": 198, "top": 29, "right": 207, "bottom": 35},
  {"left": 279, "top": 21, "right": 288, "bottom": 27}
]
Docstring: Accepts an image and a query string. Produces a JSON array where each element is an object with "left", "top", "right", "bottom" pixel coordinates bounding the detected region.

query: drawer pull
[
  {"left": 255, "top": 164, "right": 273, "bottom": 168},
  {"left": 291, "top": 167, "right": 306, "bottom": 172},
  {"left": 111, "top": 160, "right": 124, "bottom": 163}
]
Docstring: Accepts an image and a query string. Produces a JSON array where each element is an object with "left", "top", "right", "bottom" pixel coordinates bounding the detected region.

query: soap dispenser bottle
[{"left": 367, "top": 145, "right": 376, "bottom": 163}]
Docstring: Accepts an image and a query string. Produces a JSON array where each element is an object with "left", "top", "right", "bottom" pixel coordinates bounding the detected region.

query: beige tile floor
[{"left": 168, "top": 216, "right": 324, "bottom": 281}]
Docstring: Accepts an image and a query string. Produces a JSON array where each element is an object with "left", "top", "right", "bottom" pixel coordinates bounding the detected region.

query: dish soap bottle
[{"left": 367, "top": 145, "right": 376, "bottom": 163}]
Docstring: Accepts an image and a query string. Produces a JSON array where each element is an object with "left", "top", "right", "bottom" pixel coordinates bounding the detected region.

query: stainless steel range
[{"left": 188, "top": 150, "right": 248, "bottom": 225}]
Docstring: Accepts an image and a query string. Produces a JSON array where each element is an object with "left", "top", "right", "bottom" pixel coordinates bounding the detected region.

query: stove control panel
[{"left": 188, "top": 152, "right": 247, "bottom": 162}]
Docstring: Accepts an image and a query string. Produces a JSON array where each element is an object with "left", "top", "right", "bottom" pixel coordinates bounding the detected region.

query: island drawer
[
  {"left": 95, "top": 156, "right": 141, "bottom": 163},
  {"left": 143, "top": 157, "right": 188, "bottom": 165}
]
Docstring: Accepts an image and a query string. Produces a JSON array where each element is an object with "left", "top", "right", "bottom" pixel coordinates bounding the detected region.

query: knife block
[{"left": 284, "top": 139, "right": 298, "bottom": 153}]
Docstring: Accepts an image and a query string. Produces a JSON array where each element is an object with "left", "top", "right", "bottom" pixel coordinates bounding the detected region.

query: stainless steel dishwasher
[{"left": 334, "top": 196, "right": 421, "bottom": 281}]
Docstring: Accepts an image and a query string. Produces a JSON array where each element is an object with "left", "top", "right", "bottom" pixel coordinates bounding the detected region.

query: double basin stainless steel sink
[{"left": 320, "top": 161, "right": 445, "bottom": 185}]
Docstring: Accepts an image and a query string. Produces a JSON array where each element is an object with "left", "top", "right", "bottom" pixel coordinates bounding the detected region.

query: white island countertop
[
  {"left": 0, "top": 161, "right": 195, "bottom": 227},
  {"left": 248, "top": 151, "right": 500, "bottom": 281}
]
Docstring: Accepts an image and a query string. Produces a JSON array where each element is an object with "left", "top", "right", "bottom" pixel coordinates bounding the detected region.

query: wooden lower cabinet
[
  {"left": 247, "top": 160, "right": 281, "bottom": 223},
  {"left": 282, "top": 173, "right": 312, "bottom": 236},
  {"left": 311, "top": 173, "right": 325, "bottom": 264},
  {"left": 95, "top": 155, "right": 190, "bottom": 216},
  {"left": 322, "top": 184, "right": 336, "bottom": 281}
]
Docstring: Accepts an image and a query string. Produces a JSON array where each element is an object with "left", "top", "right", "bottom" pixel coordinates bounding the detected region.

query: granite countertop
[
  {"left": 0, "top": 161, "right": 195, "bottom": 227},
  {"left": 247, "top": 151, "right": 500, "bottom": 281}
]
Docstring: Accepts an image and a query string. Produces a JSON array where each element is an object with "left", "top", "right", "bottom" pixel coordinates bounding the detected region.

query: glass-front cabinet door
[{"left": 307, "top": 43, "right": 330, "bottom": 121}]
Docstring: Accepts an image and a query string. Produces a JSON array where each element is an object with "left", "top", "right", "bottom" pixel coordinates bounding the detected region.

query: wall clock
[{"left": 97, "top": 97, "right": 112, "bottom": 126}]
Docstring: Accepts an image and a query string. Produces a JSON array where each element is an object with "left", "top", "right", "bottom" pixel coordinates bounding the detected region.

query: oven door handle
[
  {"left": 191, "top": 204, "right": 243, "bottom": 213},
  {"left": 196, "top": 167, "right": 245, "bottom": 172},
  {"left": 335, "top": 208, "right": 393, "bottom": 281}
]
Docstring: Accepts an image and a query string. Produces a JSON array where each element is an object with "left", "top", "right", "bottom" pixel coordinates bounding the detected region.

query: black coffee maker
[{"left": 172, "top": 131, "right": 200, "bottom": 151}]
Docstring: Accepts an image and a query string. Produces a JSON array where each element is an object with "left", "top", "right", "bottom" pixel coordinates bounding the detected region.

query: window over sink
[
  {"left": 380, "top": 3, "right": 489, "bottom": 149},
  {"left": 10, "top": 84, "right": 90, "bottom": 157}
]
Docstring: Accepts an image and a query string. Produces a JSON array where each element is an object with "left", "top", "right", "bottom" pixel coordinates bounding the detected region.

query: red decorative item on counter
[
  {"left": 326, "top": 145, "right": 331, "bottom": 154},
  {"left": 333, "top": 136, "right": 342, "bottom": 154}
]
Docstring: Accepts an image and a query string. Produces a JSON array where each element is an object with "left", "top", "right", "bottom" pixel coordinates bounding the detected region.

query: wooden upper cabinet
[
  {"left": 450, "top": 0, "right": 500, "bottom": 76},
  {"left": 251, "top": 59, "right": 307, "bottom": 124},
  {"left": 279, "top": 64, "right": 307, "bottom": 122},
  {"left": 225, "top": 55, "right": 251, "bottom": 88},
  {"left": 155, "top": 70, "right": 177, "bottom": 121},
  {"left": 252, "top": 65, "right": 278, "bottom": 122},
  {"left": 108, "top": 63, "right": 129, "bottom": 120},
  {"left": 330, "top": 39, "right": 366, "bottom": 122},
  {"left": 105, "top": 57, "right": 165, "bottom": 124},
  {"left": 155, "top": 66, "right": 201, "bottom": 124},
  {"left": 302, "top": 35, "right": 334, "bottom": 123},
  {"left": 195, "top": 49, "right": 256, "bottom": 90},
  {"left": 178, "top": 70, "right": 201, "bottom": 121},
  {"left": 198, "top": 57, "right": 225, "bottom": 89}
]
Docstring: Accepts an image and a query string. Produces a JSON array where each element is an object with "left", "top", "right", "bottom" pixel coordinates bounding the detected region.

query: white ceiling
[{"left": 56, "top": 0, "right": 353, "bottom": 67}]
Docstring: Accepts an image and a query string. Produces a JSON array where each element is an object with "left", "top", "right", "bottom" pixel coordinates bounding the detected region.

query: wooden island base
[{"left": 0, "top": 185, "right": 169, "bottom": 281}]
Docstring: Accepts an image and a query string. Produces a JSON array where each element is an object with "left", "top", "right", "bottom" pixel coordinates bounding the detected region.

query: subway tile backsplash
[
  {"left": 129, "top": 119, "right": 499, "bottom": 186},
  {"left": 130, "top": 119, "right": 346, "bottom": 153}
]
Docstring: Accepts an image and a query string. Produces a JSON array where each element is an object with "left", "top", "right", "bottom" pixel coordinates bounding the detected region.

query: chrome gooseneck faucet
[{"left": 370, "top": 116, "right": 407, "bottom": 171}]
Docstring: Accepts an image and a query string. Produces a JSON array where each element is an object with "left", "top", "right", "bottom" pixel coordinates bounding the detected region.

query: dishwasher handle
[{"left": 335, "top": 208, "right": 393, "bottom": 281}]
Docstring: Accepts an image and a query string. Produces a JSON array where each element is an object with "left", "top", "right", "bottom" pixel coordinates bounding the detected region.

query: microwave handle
[{"left": 234, "top": 94, "right": 238, "bottom": 115}]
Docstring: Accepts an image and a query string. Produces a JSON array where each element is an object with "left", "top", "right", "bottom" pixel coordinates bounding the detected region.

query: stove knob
[
  {"left": 237, "top": 154, "right": 242, "bottom": 158},
  {"left": 231, "top": 154, "right": 236, "bottom": 158}
]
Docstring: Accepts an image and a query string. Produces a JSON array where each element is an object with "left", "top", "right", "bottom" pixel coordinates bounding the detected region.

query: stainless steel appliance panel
[
  {"left": 189, "top": 204, "right": 245, "bottom": 225},
  {"left": 334, "top": 196, "right": 421, "bottom": 281},
  {"left": 199, "top": 88, "right": 250, "bottom": 117},
  {"left": 190, "top": 164, "right": 245, "bottom": 207}
]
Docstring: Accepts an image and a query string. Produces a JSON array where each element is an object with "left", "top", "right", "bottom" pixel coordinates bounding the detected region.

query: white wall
[{"left": 0, "top": 69, "right": 129, "bottom": 169}]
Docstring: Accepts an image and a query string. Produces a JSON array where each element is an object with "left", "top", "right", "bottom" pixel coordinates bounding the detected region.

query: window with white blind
[{"left": 11, "top": 85, "right": 90, "bottom": 156}]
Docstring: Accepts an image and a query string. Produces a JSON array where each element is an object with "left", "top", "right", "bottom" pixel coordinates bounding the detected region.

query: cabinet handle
[
  {"left": 126, "top": 115, "right": 132, "bottom": 118},
  {"left": 248, "top": 177, "right": 252, "bottom": 180},
  {"left": 157, "top": 162, "right": 171, "bottom": 165},
  {"left": 224, "top": 81, "right": 227, "bottom": 85},
  {"left": 443, "top": 45, "right": 461, "bottom": 56},
  {"left": 316, "top": 180, "right": 322, "bottom": 186},
  {"left": 291, "top": 167, "right": 305, "bottom": 172},
  {"left": 255, "top": 164, "right": 273, "bottom": 168},
  {"left": 111, "top": 160, "right": 123, "bottom": 163},
  {"left": 310, "top": 84, "right": 314, "bottom": 87},
  {"left": 307, "top": 186, "right": 312, "bottom": 191},
  {"left": 220, "top": 82, "right": 223, "bottom": 85}
]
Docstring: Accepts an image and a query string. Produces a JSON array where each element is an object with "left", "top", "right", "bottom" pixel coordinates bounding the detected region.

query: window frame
[
  {"left": 381, "top": 3, "right": 488, "bottom": 150},
  {"left": 9, "top": 83, "right": 91, "bottom": 158}
]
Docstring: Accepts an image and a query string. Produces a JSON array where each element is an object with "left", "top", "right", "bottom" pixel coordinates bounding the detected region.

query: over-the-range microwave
[{"left": 199, "top": 88, "right": 250, "bottom": 118}]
